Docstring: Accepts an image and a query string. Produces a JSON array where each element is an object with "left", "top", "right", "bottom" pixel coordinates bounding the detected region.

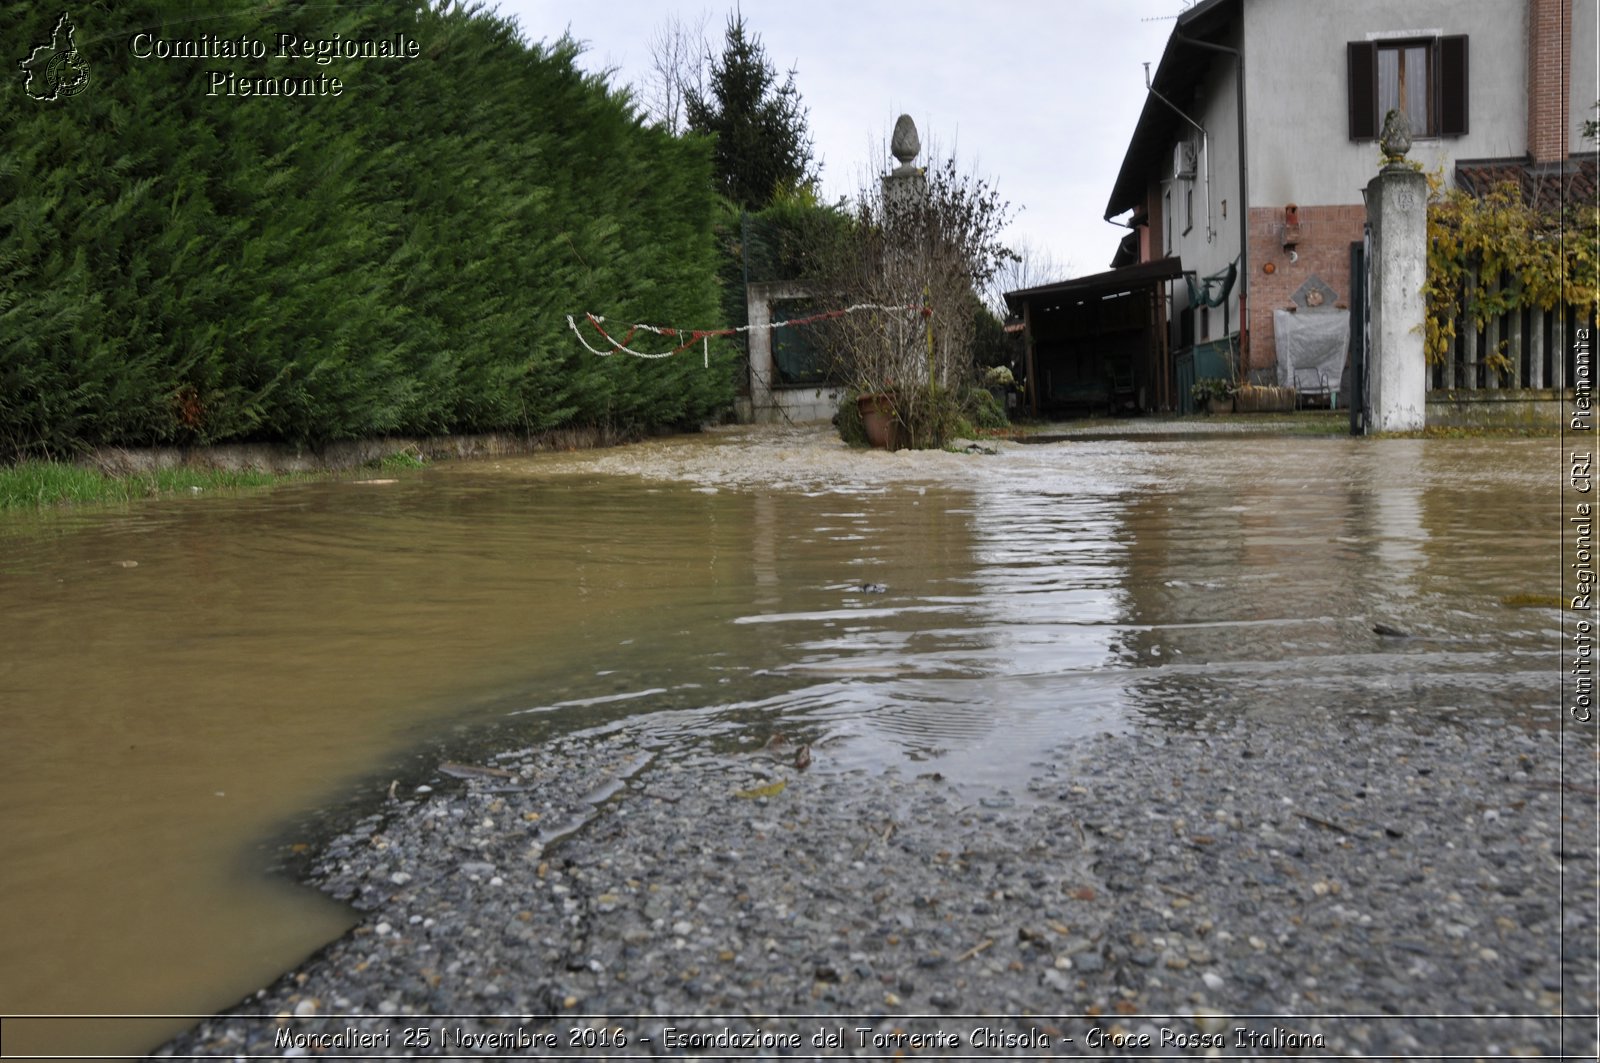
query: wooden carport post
[
  {"left": 1023, "top": 300, "right": 1039, "bottom": 417},
  {"left": 1151, "top": 286, "right": 1168, "bottom": 410}
]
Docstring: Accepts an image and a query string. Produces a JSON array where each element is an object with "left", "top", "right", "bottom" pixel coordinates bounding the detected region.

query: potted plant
[
  {"left": 855, "top": 385, "right": 900, "bottom": 450},
  {"left": 1191, "top": 377, "right": 1235, "bottom": 414}
]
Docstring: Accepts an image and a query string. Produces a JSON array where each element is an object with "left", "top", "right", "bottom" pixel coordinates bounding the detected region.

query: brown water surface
[{"left": 0, "top": 430, "right": 1564, "bottom": 1055}]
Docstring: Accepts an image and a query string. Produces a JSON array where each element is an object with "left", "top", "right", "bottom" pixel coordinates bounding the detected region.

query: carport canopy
[{"left": 1004, "top": 257, "right": 1184, "bottom": 416}]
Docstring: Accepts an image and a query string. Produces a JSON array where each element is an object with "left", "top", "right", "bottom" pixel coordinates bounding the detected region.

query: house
[{"left": 1094, "top": 0, "right": 1598, "bottom": 412}]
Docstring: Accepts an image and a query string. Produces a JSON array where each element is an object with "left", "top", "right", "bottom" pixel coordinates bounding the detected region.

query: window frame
[
  {"left": 1376, "top": 38, "right": 1436, "bottom": 137},
  {"left": 1348, "top": 35, "right": 1468, "bottom": 141}
]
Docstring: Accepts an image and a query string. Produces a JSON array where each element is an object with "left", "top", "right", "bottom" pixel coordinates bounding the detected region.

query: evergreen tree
[
  {"left": 0, "top": 2, "right": 733, "bottom": 459},
  {"left": 685, "top": 13, "right": 818, "bottom": 211}
]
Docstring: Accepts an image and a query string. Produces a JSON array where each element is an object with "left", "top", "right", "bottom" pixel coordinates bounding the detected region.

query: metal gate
[{"left": 1347, "top": 233, "right": 1370, "bottom": 435}]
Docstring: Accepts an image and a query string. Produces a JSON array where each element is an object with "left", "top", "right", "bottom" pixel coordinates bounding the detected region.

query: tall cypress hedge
[{"left": 1, "top": 2, "right": 733, "bottom": 459}]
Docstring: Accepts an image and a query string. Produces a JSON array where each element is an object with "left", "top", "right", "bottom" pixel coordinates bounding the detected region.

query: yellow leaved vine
[{"left": 1423, "top": 174, "right": 1600, "bottom": 373}]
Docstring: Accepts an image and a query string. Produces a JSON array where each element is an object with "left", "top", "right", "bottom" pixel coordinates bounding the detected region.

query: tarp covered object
[{"left": 1274, "top": 308, "right": 1349, "bottom": 394}]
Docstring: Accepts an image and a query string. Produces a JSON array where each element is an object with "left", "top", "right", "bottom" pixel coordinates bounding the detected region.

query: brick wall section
[
  {"left": 1528, "top": 0, "right": 1573, "bottom": 163},
  {"left": 1245, "top": 204, "right": 1367, "bottom": 374}
]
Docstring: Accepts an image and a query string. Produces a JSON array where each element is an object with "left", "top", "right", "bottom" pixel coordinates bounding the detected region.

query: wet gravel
[
  {"left": 154, "top": 713, "right": 1597, "bottom": 1059},
  {"left": 152, "top": 424, "right": 1592, "bottom": 1058}
]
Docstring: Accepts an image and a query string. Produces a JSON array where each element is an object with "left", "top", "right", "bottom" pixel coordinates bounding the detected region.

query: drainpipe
[
  {"left": 1171, "top": 27, "right": 1249, "bottom": 372},
  {"left": 1142, "top": 63, "right": 1213, "bottom": 247}
]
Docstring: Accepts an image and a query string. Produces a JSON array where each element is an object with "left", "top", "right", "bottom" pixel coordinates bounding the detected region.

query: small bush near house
[
  {"left": 835, "top": 391, "right": 869, "bottom": 447},
  {"left": 962, "top": 388, "right": 1008, "bottom": 431}
]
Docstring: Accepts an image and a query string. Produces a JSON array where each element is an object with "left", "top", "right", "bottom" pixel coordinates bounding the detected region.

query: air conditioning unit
[{"left": 1173, "top": 141, "right": 1198, "bottom": 180}]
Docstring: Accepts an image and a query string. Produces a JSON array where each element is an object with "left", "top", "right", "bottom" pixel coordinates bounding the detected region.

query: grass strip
[{"left": 0, "top": 462, "right": 291, "bottom": 510}]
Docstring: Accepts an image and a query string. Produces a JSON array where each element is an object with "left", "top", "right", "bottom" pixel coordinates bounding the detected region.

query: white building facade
[{"left": 1105, "top": 0, "right": 1598, "bottom": 394}]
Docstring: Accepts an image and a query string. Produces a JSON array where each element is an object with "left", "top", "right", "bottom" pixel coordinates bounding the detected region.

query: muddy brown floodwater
[{"left": 0, "top": 425, "right": 1566, "bottom": 1056}]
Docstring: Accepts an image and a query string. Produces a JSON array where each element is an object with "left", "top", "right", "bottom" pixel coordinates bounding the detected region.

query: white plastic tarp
[{"left": 1273, "top": 308, "right": 1349, "bottom": 395}]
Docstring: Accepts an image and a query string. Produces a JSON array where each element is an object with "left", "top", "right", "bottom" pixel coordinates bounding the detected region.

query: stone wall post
[
  {"left": 1362, "top": 113, "right": 1429, "bottom": 433},
  {"left": 744, "top": 281, "right": 815, "bottom": 423},
  {"left": 883, "top": 115, "right": 926, "bottom": 213},
  {"left": 882, "top": 115, "right": 931, "bottom": 388},
  {"left": 746, "top": 284, "right": 777, "bottom": 420}
]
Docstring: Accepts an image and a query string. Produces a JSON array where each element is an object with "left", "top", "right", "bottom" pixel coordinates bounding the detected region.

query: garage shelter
[{"left": 1004, "top": 257, "right": 1183, "bottom": 417}]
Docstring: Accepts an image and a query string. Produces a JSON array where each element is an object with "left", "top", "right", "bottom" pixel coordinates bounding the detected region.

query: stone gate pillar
[{"left": 1362, "top": 112, "right": 1428, "bottom": 433}]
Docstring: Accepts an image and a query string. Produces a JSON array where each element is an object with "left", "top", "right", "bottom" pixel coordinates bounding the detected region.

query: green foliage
[
  {"left": 375, "top": 450, "right": 426, "bottom": 471},
  {"left": 1424, "top": 175, "right": 1600, "bottom": 370},
  {"left": 981, "top": 364, "right": 1015, "bottom": 389},
  {"left": 0, "top": 3, "right": 733, "bottom": 461},
  {"left": 961, "top": 387, "right": 1008, "bottom": 431},
  {"left": 835, "top": 391, "right": 868, "bottom": 447},
  {"left": 900, "top": 385, "right": 966, "bottom": 449},
  {"left": 741, "top": 186, "right": 852, "bottom": 284},
  {"left": 685, "top": 13, "right": 819, "bottom": 210},
  {"left": 1190, "top": 378, "right": 1235, "bottom": 402},
  {"left": 971, "top": 297, "right": 1016, "bottom": 372},
  {"left": 0, "top": 460, "right": 282, "bottom": 509}
]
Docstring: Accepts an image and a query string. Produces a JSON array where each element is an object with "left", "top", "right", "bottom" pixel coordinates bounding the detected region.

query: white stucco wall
[
  {"left": 1242, "top": 0, "right": 1540, "bottom": 208},
  {"left": 1574, "top": 0, "right": 1600, "bottom": 153},
  {"left": 1144, "top": 0, "right": 1596, "bottom": 360},
  {"left": 1161, "top": 24, "right": 1246, "bottom": 342}
]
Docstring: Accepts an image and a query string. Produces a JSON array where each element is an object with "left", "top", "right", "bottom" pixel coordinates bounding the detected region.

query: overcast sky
[{"left": 492, "top": 0, "right": 1190, "bottom": 283}]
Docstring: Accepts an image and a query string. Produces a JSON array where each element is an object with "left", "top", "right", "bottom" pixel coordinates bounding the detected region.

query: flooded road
[{"left": 0, "top": 427, "right": 1565, "bottom": 1055}]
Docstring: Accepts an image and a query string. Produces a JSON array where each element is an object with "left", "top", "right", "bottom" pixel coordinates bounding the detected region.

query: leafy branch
[{"left": 1423, "top": 174, "right": 1600, "bottom": 372}]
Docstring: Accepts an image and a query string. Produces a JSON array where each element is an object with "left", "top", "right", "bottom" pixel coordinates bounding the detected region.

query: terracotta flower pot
[{"left": 857, "top": 393, "right": 900, "bottom": 450}]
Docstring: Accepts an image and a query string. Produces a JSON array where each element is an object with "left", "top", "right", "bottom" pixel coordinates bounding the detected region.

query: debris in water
[
  {"left": 735, "top": 779, "right": 788, "bottom": 799},
  {"left": 1371, "top": 622, "right": 1413, "bottom": 638}
]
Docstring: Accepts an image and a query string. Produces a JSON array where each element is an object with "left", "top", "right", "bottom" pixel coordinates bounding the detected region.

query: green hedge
[{"left": 1, "top": 2, "right": 734, "bottom": 459}]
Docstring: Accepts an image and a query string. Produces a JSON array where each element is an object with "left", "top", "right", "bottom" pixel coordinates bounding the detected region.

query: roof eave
[
  {"left": 1103, "top": 0, "right": 1242, "bottom": 221},
  {"left": 1003, "top": 256, "right": 1186, "bottom": 316}
]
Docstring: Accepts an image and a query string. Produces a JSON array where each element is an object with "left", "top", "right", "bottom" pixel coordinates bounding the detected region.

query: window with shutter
[
  {"left": 1347, "top": 35, "right": 1468, "bottom": 139},
  {"left": 1438, "top": 35, "right": 1469, "bottom": 136},
  {"left": 1348, "top": 42, "right": 1377, "bottom": 139}
]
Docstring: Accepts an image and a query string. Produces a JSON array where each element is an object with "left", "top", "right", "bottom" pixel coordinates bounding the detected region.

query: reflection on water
[{"left": 0, "top": 434, "right": 1562, "bottom": 1054}]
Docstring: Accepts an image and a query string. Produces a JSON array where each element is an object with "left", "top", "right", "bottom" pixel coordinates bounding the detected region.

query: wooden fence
[{"left": 1431, "top": 265, "right": 1596, "bottom": 391}]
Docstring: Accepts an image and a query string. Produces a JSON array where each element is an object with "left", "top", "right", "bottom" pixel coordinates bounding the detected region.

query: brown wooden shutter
[
  {"left": 1348, "top": 41, "right": 1377, "bottom": 140},
  {"left": 1438, "top": 35, "right": 1469, "bottom": 136}
]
